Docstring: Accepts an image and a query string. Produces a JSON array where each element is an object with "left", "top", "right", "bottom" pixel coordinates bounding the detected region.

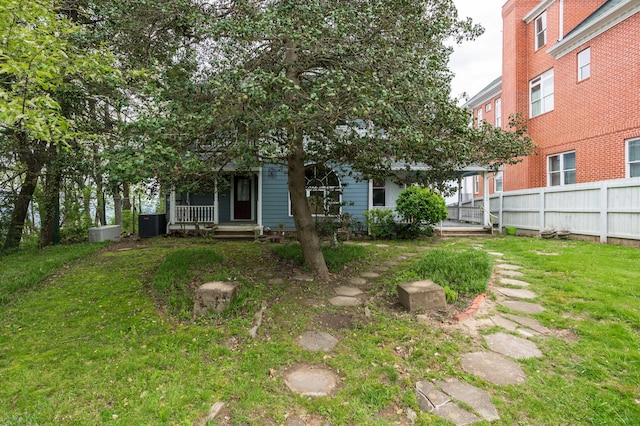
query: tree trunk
[
  {"left": 287, "top": 141, "right": 329, "bottom": 280},
  {"left": 123, "top": 183, "right": 132, "bottom": 211},
  {"left": 39, "top": 155, "right": 62, "bottom": 247},
  {"left": 3, "top": 163, "right": 41, "bottom": 250},
  {"left": 114, "top": 191, "right": 122, "bottom": 227}
]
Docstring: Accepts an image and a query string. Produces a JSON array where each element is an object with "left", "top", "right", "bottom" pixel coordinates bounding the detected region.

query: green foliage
[
  {"left": 121, "top": 209, "right": 138, "bottom": 234},
  {"left": 407, "top": 249, "right": 491, "bottom": 296},
  {"left": 363, "top": 209, "right": 396, "bottom": 239},
  {"left": 395, "top": 186, "right": 448, "bottom": 226},
  {"left": 271, "top": 243, "right": 367, "bottom": 272},
  {"left": 443, "top": 285, "right": 458, "bottom": 303}
]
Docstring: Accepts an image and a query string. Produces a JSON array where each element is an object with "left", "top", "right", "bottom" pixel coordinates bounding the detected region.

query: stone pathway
[{"left": 280, "top": 243, "right": 555, "bottom": 426}]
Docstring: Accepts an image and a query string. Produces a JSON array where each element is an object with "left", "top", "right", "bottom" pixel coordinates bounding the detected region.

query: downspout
[{"left": 559, "top": 0, "right": 564, "bottom": 40}]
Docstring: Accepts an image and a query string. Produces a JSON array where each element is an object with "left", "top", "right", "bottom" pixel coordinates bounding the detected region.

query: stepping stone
[
  {"left": 296, "top": 331, "right": 338, "bottom": 352},
  {"left": 375, "top": 244, "right": 389, "bottom": 248},
  {"left": 384, "top": 261, "right": 399, "bottom": 266},
  {"left": 484, "top": 332, "right": 543, "bottom": 359},
  {"left": 461, "top": 352, "right": 526, "bottom": 385},
  {"left": 395, "top": 255, "right": 408, "bottom": 261},
  {"left": 496, "top": 264, "right": 521, "bottom": 270},
  {"left": 436, "top": 378, "right": 500, "bottom": 422},
  {"left": 415, "top": 381, "right": 450, "bottom": 411},
  {"left": 502, "top": 314, "right": 551, "bottom": 334},
  {"left": 268, "top": 278, "right": 285, "bottom": 285},
  {"left": 335, "top": 286, "right": 364, "bottom": 297},
  {"left": 329, "top": 296, "right": 362, "bottom": 307},
  {"left": 516, "top": 328, "right": 540, "bottom": 338},
  {"left": 349, "top": 277, "right": 367, "bottom": 286},
  {"left": 491, "top": 315, "right": 519, "bottom": 332},
  {"left": 360, "top": 272, "right": 380, "bottom": 278},
  {"left": 487, "top": 251, "right": 504, "bottom": 257},
  {"left": 499, "top": 278, "right": 530, "bottom": 287},
  {"left": 293, "top": 274, "right": 314, "bottom": 282},
  {"left": 284, "top": 366, "right": 339, "bottom": 396},
  {"left": 432, "top": 403, "right": 480, "bottom": 426},
  {"left": 372, "top": 266, "right": 389, "bottom": 272},
  {"left": 404, "top": 252, "right": 418, "bottom": 257},
  {"left": 495, "top": 287, "right": 536, "bottom": 299},
  {"left": 498, "top": 270, "right": 524, "bottom": 277},
  {"left": 535, "top": 251, "right": 560, "bottom": 256},
  {"left": 499, "top": 300, "right": 545, "bottom": 314}
]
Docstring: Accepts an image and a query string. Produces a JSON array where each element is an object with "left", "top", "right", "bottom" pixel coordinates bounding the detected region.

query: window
[
  {"left": 548, "top": 151, "right": 576, "bottom": 186},
  {"left": 495, "top": 98, "right": 502, "bottom": 128},
  {"left": 494, "top": 171, "right": 503, "bottom": 192},
  {"left": 297, "top": 164, "right": 342, "bottom": 216},
  {"left": 473, "top": 175, "right": 480, "bottom": 194},
  {"left": 535, "top": 12, "right": 547, "bottom": 50},
  {"left": 628, "top": 138, "right": 640, "bottom": 178},
  {"left": 530, "top": 69, "right": 554, "bottom": 117},
  {"left": 485, "top": 103, "right": 491, "bottom": 112},
  {"left": 477, "top": 108, "right": 482, "bottom": 125},
  {"left": 372, "top": 179, "right": 386, "bottom": 206},
  {"left": 578, "top": 48, "right": 591, "bottom": 81}
]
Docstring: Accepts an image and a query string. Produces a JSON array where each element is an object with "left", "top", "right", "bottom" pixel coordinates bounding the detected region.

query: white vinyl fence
[{"left": 458, "top": 178, "right": 640, "bottom": 243}]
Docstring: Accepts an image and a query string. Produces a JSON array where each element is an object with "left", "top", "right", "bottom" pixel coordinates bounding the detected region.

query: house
[{"left": 463, "top": 0, "right": 640, "bottom": 196}]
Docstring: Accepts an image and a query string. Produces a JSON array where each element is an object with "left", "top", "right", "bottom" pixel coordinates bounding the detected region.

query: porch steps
[{"left": 436, "top": 226, "right": 494, "bottom": 238}]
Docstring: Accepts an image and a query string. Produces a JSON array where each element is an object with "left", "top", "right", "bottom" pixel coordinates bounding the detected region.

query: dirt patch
[{"left": 314, "top": 313, "right": 355, "bottom": 330}]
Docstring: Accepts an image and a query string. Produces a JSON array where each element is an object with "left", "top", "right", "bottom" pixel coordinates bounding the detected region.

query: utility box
[
  {"left": 89, "top": 225, "right": 121, "bottom": 243},
  {"left": 138, "top": 213, "right": 167, "bottom": 238}
]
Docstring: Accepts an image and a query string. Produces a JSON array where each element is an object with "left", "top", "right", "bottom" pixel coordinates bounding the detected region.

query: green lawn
[{"left": 0, "top": 237, "right": 639, "bottom": 424}]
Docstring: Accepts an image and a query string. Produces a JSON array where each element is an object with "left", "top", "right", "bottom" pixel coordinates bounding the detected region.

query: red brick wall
[{"left": 563, "top": 1, "right": 606, "bottom": 37}]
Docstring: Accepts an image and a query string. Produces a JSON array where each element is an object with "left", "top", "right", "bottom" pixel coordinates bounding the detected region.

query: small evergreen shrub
[
  {"left": 395, "top": 186, "right": 448, "bottom": 226},
  {"left": 363, "top": 209, "right": 396, "bottom": 239}
]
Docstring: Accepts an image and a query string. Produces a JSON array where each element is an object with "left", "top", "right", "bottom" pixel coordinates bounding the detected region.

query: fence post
[
  {"left": 600, "top": 182, "right": 608, "bottom": 243},
  {"left": 539, "top": 188, "right": 545, "bottom": 232},
  {"left": 498, "top": 192, "right": 503, "bottom": 231}
]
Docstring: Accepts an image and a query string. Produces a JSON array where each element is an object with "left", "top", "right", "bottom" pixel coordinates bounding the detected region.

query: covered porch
[{"left": 166, "top": 169, "right": 264, "bottom": 236}]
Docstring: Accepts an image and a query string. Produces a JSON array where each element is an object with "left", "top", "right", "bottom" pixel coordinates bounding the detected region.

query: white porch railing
[
  {"left": 174, "top": 205, "right": 216, "bottom": 223},
  {"left": 447, "top": 206, "right": 483, "bottom": 224}
]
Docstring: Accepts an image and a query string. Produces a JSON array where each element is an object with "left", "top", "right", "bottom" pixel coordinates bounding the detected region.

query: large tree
[{"left": 146, "top": 0, "right": 532, "bottom": 279}]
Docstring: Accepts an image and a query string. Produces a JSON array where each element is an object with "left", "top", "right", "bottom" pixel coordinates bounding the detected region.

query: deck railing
[
  {"left": 174, "top": 205, "right": 215, "bottom": 223},
  {"left": 447, "top": 206, "right": 483, "bottom": 224}
]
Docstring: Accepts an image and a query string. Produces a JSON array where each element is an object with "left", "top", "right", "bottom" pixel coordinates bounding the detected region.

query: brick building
[{"left": 463, "top": 0, "right": 640, "bottom": 196}]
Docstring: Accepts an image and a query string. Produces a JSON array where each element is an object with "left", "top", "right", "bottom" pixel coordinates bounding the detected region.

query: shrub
[
  {"left": 363, "top": 209, "right": 396, "bottom": 239},
  {"left": 395, "top": 186, "right": 447, "bottom": 226}
]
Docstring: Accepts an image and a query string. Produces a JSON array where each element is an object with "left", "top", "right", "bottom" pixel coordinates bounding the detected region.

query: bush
[
  {"left": 395, "top": 186, "right": 447, "bottom": 226},
  {"left": 363, "top": 209, "right": 396, "bottom": 239}
]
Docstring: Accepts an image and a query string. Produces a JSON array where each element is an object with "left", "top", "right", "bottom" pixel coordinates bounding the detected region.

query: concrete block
[
  {"left": 88, "top": 225, "right": 121, "bottom": 242},
  {"left": 397, "top": 280, "right": 446, "bottom": 312},
  {"left": 194, "top": 282, "right": 238, "bottom": 315}
]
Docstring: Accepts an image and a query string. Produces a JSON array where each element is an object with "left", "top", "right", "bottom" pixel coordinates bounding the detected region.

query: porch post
[
  {"left": 482, "top": 171, "right": 490, "bottom": 227},
  {"left": 257, "top": 169, "right": 263, "bottom": 230},
  {"left": 457, "top": 177, "right": 463, "bottom": 221},
  {"left": 169, "top": 187, "right": 176, "bottom": 225},
  {"left": 214, "top": 179, "right": 219, "bottom": 224}
]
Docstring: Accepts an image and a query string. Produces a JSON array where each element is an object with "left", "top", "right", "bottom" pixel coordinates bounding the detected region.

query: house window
[
  {"left": 578, "top": 48, "right": 591, "bottom": 81},
  {"left": 535, "top": 12, "right": 547, "bottom": 50},
  {"left": 548, "top": 151, "right": 576, "bottom": 186},
  {"left": 473, "top": 175, "right": 480, "bottom": 194},
  {"left": 628, "top": 138, "right": 640, "bottom": 178},
  {"left": 530, "top": 69, "right": 554, "bottom": 117},
  {"left": 485, "top": 103, "right": 491, "bottom": 112},
  {"left": 477, "top": 108, "right": 482, "bottom": 125},
  {"left": 495, "top": 98, "right": 502, "bottom": 128},
  {"left": 304, "top": 164, "right": 342, "bottom": 216},
  {"left": 494, "top": 171, "right": 503, "bottom": 192},
  {"left": 372, "top": 179, "right": 386, "bottom": 206}
]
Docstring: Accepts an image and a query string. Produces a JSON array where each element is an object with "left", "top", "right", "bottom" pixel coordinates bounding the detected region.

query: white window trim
[
  {"left": 485, "top": 103, "right": 491, "bottom": 112},
  {"left": 288, "top": 165, "right": 343, "bottom": 217},
  {"left": 371, "top": 179, "right": 386, "bottom": 207},
  {"left": 477, "top": 108, "right": 483, "bottom": 125},
  {"left": 494, "top": 171, "right": 503, "bottom": 193},
  {"left": 535, "top": 12, "right": 547, "bottom": 50},
  {"left": 547, "top": 151, "right": 576, "bottom": 186},
  {"left": 578, "top": 48, "right": 591, "bottom": 81},
  {"left": 626, "top": 138, "right": 640, "bottom": 178},
  {"left": 530, "top": 69, "right": 554, "bottom": 118},
  {"left": 495, "top": 98, "right": 502, "bottom": 128},
  {"left": 473, "top": 175, "right": 480, "bottom": 194}
]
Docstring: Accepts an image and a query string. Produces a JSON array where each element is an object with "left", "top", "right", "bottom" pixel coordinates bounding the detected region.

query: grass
[
  {"left": 270, "top": 242, "right": 368, "bottom": 272},
  {"left": 0, "top": 236, "right": 639, "bottom": 424}
]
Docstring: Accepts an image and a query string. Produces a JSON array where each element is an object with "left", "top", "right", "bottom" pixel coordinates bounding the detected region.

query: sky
[{"left": 449, "top": 0, "right": 505, "bottom": 102}]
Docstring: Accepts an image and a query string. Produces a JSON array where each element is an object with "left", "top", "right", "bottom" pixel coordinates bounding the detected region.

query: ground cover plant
[{"left": 0, "top": 236, "right": 639, "bottom": 424}]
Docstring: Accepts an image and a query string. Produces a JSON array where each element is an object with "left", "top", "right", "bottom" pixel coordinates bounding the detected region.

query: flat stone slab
[
  {"left": 432, "top": 403, "right": 480, "bottom": 426},
  {"left": 487, "top": 251, "right": 504, "bottom": 257},
  {"left": 461, "top": 352, "right": 526, "bottom": 385},
  {"left": 497, "top": 270, "right": 524, "bottom": 277},
  {"left": 360, "top": 272, "right": 380, "bottom": 278},
  {"left": 436, "top": 378, "right": 500, "bottom": 422},
  {"left": 268, "top": 278, "right": 285, "bottom": 285},
  {"left": 496, "top": 263, "right": 522, "bottom": 270},
  {"left": 499, "top": 278, "right": 530, "bottom": 287},
  {"left": 296, "top": 331, "right": 339, "bottom": 352},
  {"left": 500, "top": 300, "right": 545, "bottom": 314},
  {"left": 335, "top": 286, "right": 364, "bottom": 297},
  {"left": 491, "top": 315, "right": 519, "bottom": 331},
  {"left": 328, "top": 296, "right": 362, "bottom": 307},
  {"left": 375, "top": 244, "right": 390, "bottom": 248},
  {"left": 397, "top": 280, "right": 446, "bottom": 312},
  {"left": 348, "top": 277, "right": 367, "bottom": 286},
  {"left": 416, "top": 381, "right": 450, "bottom": 411},
  {"left": 503, "top": 314, "right": 551, "bottom": 334},
  {"left": 293, "top": 274, "right": 314, "bottom": 282},
  {"left": 284, "top": 366, "right": 339, "bottom": 396},
  {"left": 384, "top": 261, "right": 399, "bottom": 266},
  {"left": 495, "top": 287, "right": 537, "bottom": 299},
  {"left": 372, "top": 266, "right": 389, "bottom": 272},
  {"left": 484, "top": 332, "right": 543, "bottom": 359}
]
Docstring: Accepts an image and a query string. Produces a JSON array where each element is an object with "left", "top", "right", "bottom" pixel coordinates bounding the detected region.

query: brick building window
[
  {"left": 494, "top": 171, "right": 503, "bottom": 192},
  {"left": 548, "top": 151, "right": 576, "bottom": 186},
  {"left": 477, "top": 108, "right": 482, "bottom": 125},
  {"left": 495, "top": 98, "right": 502, "bottom": 128},
  {"left": 535, "top": 12, "right": 547, "bottom": 50},
  {"left": 473, "top": 175, "right": 480, "bottom": 194},
  {"left": 578, "top": 48, "right": 591, "bottom": 81},
  {"left": 372, "top": 179, "right": 386, "bottom": 206},
  {"left": 627, "top": 138, "right": 640, "bottom": 178},
  {"left": 530, "top": 69, "right": 554, "bottom": 117},
  {"left": 485, "top": 103, "right": 491, "bottom": 112}
]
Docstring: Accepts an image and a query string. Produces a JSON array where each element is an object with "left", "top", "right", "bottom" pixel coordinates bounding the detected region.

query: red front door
[{"left": 234, "top": 176, "right": 252, "bottom": 220}]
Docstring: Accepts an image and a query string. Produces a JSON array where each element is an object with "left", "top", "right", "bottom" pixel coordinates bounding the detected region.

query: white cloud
[{"left": 449, "top": 0, "right": 504, "bottom": 102}]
